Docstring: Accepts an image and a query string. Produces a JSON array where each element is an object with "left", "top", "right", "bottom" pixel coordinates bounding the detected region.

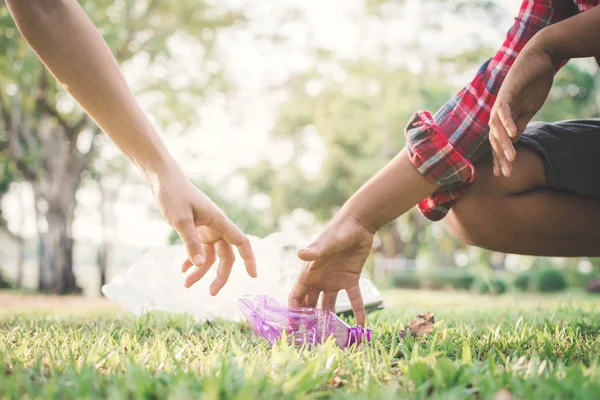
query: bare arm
[
  {"left": 538, "top": 4, "right": 600, "bottom": 62},
  {"left": 6, "top": 0, "right": 257, "bottom": 290},
  {"left": 6, "top": 0, "right": 177, "bottom": 183},
  {"left": 342, "top": 148, "right": 437, "bottom": 233},
  {"left": 489, "top": 5, "right": 600, "bottom": 175}
]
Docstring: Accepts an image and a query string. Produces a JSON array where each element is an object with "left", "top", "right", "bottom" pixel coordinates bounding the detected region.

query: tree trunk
[
  {"left": 14, "top": 237, "right": 24, "bottom": 289},
  {"left": 97, "top": 177, "right": 119, "bottom": 296},
  {"left": 49, "top": 200, "right": 80, "bottom": 295},
  {"left": 14, "top": 184, "right": 27, "bottom": 289},
  {"left": 35, "top": 193, "right": 54, "bottom": 292},
  {"left": 34, "top": 182, "right": 82, "bottom": 295},
  {"left": 97, "top": 243, "right": 108, "bottom": 295}
]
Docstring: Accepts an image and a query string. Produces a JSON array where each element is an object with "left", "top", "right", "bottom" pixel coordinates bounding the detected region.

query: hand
[
  {"left": 151, "top": 168, "right": 257, "bottom": 295},
  {"left": 489, "top": 43, "right": 555, "bottom": 177},
  {"left": 288, "top": 212, "right": 374, "bottom": 327}
]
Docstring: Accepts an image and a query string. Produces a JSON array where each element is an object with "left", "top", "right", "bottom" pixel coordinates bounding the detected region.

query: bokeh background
[{"left": 1, "top": 0, "right": 599, "bottom": 298}]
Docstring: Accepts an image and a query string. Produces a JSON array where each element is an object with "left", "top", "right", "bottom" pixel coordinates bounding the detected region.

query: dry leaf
[
  {"left": 494, "top": 388, "right": 512, "bottom": 400},
  {"left": 399, "top": 312, "right": 435, "bottom": 339},
  {"left": 327, "top": 375, "right": 347, "bottom": 388},
  {"left": 327, "top": 368, "right": 348, "bottom": 388}
]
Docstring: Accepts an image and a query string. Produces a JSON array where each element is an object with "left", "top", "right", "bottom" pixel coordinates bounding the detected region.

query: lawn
[{"left": 1, "top": 289, "right": 600, "bottom": 399}]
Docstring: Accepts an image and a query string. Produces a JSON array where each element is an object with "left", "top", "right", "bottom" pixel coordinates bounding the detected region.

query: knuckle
[
  {"left": 171, "top": 214, "right": 194, "bottom": 229},
  {"left": 238, "top": 235, "right": 251, "bottom": 248},
  {"left": 186, "top": 238, "right": 202, "bottom": 249}
]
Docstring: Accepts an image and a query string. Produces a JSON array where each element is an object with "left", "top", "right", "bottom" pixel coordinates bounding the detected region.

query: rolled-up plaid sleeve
[{"left": 406, "top": 0, "right": 573, "bottom": 221}]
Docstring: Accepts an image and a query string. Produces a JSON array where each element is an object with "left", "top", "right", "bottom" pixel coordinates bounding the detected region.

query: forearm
[
  {"left": 6, "top": 0, "right": 179, "bottom": 184},
  {"left": 341, "top": 149, "right": 437, "bottom": 233},
  {"left": 534, "top": 5, "right": 600, "bottom": 63}
]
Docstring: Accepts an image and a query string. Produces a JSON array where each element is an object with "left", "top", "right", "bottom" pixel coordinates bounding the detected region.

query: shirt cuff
[{"left": 404, "top": 111, "right": 477, "bottom": 221}]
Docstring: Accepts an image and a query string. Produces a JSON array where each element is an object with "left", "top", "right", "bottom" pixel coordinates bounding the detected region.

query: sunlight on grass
[{"left": 1, "top": 289, "right": 600, "bottom": 399}]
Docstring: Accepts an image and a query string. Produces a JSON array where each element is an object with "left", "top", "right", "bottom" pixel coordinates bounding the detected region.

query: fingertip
[
  {"left": 298, "top": 247, "right": 319, "bottom": 262},
  {"left": 181, "top": 259, "right": 193, "bottom": 273},
  {"left": 245, "top": 258, "right": 258, "bottom": 278},
  {"left": 183, "top": 276, "right": 193, "bottom": 288},
  {"left": 210, "top": 276, "right": 226, "bottom": 296}
]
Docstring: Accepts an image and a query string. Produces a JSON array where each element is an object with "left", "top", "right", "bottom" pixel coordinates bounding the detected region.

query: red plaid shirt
[{"left": 406, "top": 0, "right": 600, "bottom": 221}]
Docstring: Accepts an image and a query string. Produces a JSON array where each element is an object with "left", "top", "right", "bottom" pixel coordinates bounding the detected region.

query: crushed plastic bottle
[{"left": 239, "top": 295, "right": 372, "bottom": 348}]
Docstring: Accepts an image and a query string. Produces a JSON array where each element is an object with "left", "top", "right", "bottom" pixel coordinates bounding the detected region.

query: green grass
[{"left": 1, "top": 290, "right": 600, "bottom": 399}]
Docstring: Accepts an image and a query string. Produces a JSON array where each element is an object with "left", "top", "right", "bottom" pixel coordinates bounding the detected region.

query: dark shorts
[{"left": 517, "top": 119, "right": 600, "bottom": 198}]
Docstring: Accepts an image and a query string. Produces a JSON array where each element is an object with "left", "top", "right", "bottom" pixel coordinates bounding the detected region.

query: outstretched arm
[
  {"left": 6, "top": 0, "right": 256, "bottom": 293},
  {"left": 6, "top": 0, "right": 173, "bottom": 183}
]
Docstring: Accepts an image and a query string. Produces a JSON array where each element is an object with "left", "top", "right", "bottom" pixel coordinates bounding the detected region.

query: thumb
[
  {"left": 298, "top": 235, "right": 333, "bottom": 262},
  {"left": 297, "top": 244, "right": 320, "bottom": 262},
  {"left": 175, "top": 217, "right": 205, "bottom": 266}
]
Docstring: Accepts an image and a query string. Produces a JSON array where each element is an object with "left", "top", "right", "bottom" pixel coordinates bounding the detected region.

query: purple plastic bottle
[{"left": 239, "top": 295, "right": 371, "bottom": 348}]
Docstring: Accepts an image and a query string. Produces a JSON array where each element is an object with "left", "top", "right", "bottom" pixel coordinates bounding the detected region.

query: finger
[
  {"left": 183, "top": 243, "right": 215, "bottom": 281},
  {"left": 490, "top": 114, "right": 516, "bottom": 164},
  {"left": 288, "top": 269, "right": 311, "bottom": 308},
  {"left": 347, "top": 285, "right": 366, "bottom": 327},
  {"left": 492, "top": 151, "right": 500, "bottom": 177},
  {"left": 202, "top": 243, "right": 217, "bottom": 268},
  {"left": 489, "top": 126, "right": 513, "bottom": 178},
  {"left": 298, "top": 243, "right": 321, "bottom": 262},
  {"left": 184, "top": 263, "right": 211, "bottom": 288},
  {"left": 298, "top": 232, "right": 337, "bottom": 263},
  {"left": 497, "top": 102, "right": 518, "bottom": 139},
  {"left": 209, "top": 240, "right": 235, "bottom": 296},
  {"left": 321, "top": 291, "right": 338, "bottom": 313},
  {"left": 489, "top": 133, "right": 502, "bottom": 177},
  {"left": 304, "top": 289, "right": 320, "bottom": 308},
  {"left": 174, "top": 215, "right": 205, "bottom": 267},
  {"left": 219, "top": 217, "right": 257, "bottom": 278},
  {"left": 181, "top": 258, "right": 193, "bottom": 273}
]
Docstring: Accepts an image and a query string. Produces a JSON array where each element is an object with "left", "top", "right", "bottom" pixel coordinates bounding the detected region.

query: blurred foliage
[
  {"left": 537, "top": 60, "right": 600, "bottom": 122},
  {"left": 513, "top": 273, "right": 530, "bottom": 292},
  {"left": 537, "top": 268, "right": 568, "bottom": 293},
  {"left": 476, "top": 277, "right": 508, "bottom": 295},
  {"left": 244, "top": 59, "right": 452, "bottom": 223}
]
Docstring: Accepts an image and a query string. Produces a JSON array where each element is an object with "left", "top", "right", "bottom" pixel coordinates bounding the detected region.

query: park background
[
  {"left": 2, "top": 1, "right": 600, "bottom": 398},
  {"left": 1, "top": 0, "right": 599, "bottom": 298}
]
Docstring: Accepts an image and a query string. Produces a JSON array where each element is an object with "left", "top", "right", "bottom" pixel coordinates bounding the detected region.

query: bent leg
[{"left": 445, "top": 146, "right": 600, "bottom": 257}]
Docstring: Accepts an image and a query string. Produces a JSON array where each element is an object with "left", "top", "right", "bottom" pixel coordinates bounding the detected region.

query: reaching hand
[
  {"left": 288, "top": 212, "right": 374, "bottom": 327},
  {"left": 152, "top": 170, "right": 256, "bottom": 295},
  {"left": 489, "top": 44, "right": 555, "bottom": 177}
]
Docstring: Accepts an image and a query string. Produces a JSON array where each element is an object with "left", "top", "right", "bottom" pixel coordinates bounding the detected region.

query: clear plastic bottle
[{"left": 239, "top": 295, "right": 371, "bottom": 348}]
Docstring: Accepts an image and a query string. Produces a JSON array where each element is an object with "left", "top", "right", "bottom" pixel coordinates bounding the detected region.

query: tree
[
  {"left": 243, "top": 58, "right": 453, "bottom": 258},
  {"left": 92, "top": 153, "right": 132, "bottom": 294},
  {"left": 0, "top": 0, "right": 243, "bottom": 294},
  {"left": 0, "top": 125, "right": 18, "bottom": 288}
]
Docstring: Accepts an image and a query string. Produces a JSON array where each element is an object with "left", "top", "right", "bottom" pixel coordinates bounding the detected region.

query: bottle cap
[{"left": 348, "top": 326, "right": 372, "bottom": 347}]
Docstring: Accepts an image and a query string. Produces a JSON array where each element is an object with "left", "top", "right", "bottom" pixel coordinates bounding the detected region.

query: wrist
[
  {"left": 528, "top": 26, "right": 564, "bottom": 66},
  {"left": 339, "top": 201, "right": 381, "bottom": 234},
  {"left": 140, "top": 150, "right": 185, "bottom": 192},
  {"left": 339, "top": 148, "right": 436, "bottom": 233}
]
